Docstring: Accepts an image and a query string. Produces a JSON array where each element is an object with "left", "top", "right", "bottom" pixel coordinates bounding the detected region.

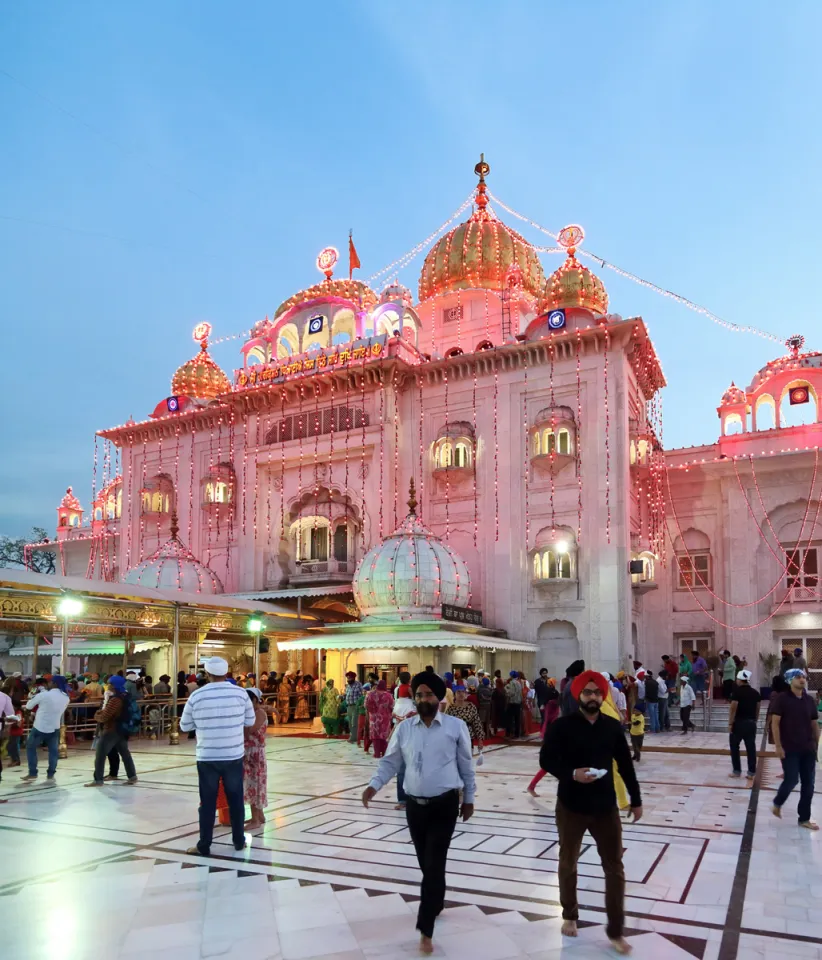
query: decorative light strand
[
  {"left": 360, "top": 357, "right": 367, "bottom": 553},
  {"left": 604, "top": 330, "right": 611, "bottom": 544},
  {"left": 124, "top": 430, "right": 134, "bottom": 570},
  {"left": 523, "top": 347, "right": 530, "bottom": 554},
  {"left": 549, "top": 336, "right": 556, "bottom": 536},
  {"left": 493, "top": 354, "right": 500, "bottom": 543},
  {"left": 393, "top": 365, "right": 400, "bottom": 528},
  {"left": 488, "top": 189, "right": 783, "bottom": 344},
  {"left": 664, "top": 462, "right": 822, "bottom": 629},
  {"left": 378, "top": 371, "right": 385, "bottom": 538},
  {"left": 472, "top": 354, "right": 478, "bottom": 549},
  {"left": 575, "top": 330, "right": 583, "bottom": 544}
]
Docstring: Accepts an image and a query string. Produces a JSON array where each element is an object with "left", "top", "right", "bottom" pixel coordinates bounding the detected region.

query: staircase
[{"left": 689, "top": 699, "right": 768, "bottom": 734}]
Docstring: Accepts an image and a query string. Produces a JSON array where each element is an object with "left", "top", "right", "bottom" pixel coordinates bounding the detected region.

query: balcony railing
[
  {"left": 772, "top": 583, "right": 822, "bottom": 614},
  {"left": 290, "top": 559, "right": 352, "bottom": 585}
]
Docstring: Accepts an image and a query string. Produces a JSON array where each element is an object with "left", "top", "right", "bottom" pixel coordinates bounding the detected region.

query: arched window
[
  {"left": 532, "top": 433, "right": 541, "bottom": 457},
  {"left": 476, "top": 340, "right": 494, "bottom": 351},
  {"left": 557, "top": 428, "right": 571, "bottom": 455},
  {"left": 141, "top": 475, "right": 174, "bottom": 515},
  {"left": 202, "top": 464, "right": 235, "bottom": 512},
  {"left": 531, "top": 408, "right": 575, "bottom": 467},
  {"left": 291, "top": 517, "right": 331, "bottom": 563},
  {"left": 445, "top": 347, "right": 464, "bottom": 358},
  {"left": 432, "top": 424, "right": 475, "bottom": 475},
  {"left": 276, "top": 323, "right": 300, "bottom": 359},
  {"left": 755, "top": 394, "right": 776, "bottom": 431},
  {"left": 542, "top": 429, "right": 555, "bottom": 455},
  {"left": 246, "top": 346, "right": 267, "bottom": 367},
  {"left": 531, "top": 527, "right": 577, "bottom": 582},
  {"left": 333, "top": 524, "right": 348, "bottom": 562},
  {"left": 454, "top": 442, "right": 470, "bottom": 468},
  {"left": 780, "top": 382, "right": 818, "bottom": 428},
  {"left": 674, "top": 530, "right": 711, "bottom": 590},
  {"left": 94, "top": 507, "right": 102, "bottom": 521},
  {"left": 331, "top": 308, "right": 355, "bottom": 346},
  {"left": 723, "top": 413, "right": 744, "bottom": 435}
]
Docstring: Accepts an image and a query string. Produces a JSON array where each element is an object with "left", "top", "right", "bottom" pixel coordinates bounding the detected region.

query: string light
[
  {"left": 378, "top": 371, "right": 385, "bottom": 538},
  {"left": 523, "top": 346, "right": 530, "bottom": 555},
  {"left": 493, "top": 352, "right": 499, "bottom": 543},
  {"left": 472, "top": 352, "right": 478, "bottom": 549},
  {"left": 360, "top": 355, "right": 367, "bottom": 553},
  {"left": 575, "top": 330, "right": 583, "bottom": 544},
  {"left": 393, "top": 366, "right": 400, "bottom": 528},
  {"left": 488, "top": 189, "right": 784, "bottom": 344},
  {"left": 549, "top": 336, "right": 556, "bottom": 536},
  {"left": 604, "top": 329, "right": 611, "bottom": 544}
]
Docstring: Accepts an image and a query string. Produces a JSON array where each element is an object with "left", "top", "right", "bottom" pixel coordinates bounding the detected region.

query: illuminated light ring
[
  {"left": 558, "top": 224, "right": 585, "bottom": 250},
  {"left": 316, "top": 247, "right": 339, "bottom": 275},
  {"left": 193, "top": 321, "right": 212, "bottom": 344}
]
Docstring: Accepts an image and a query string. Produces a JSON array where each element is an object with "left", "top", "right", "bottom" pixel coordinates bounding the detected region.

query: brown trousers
[{"left": 556, "top": 801, "right": 625, "bottom": 940}]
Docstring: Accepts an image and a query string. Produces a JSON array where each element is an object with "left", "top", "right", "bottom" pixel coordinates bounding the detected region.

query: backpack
[{"left": 118, "top": 694, "right": 142, "bottom": 736}]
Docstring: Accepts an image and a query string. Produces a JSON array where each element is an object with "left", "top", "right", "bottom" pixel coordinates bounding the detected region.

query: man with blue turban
[{"left": 772, "top": 668, "right": 820, "bottom": 829}]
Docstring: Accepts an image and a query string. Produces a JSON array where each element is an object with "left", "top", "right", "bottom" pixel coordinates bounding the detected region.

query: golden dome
[
  {"left": 540, "top": 251, "right": 608, "bottom": 316},
  {"left": 418, "top": 156, "right": 545, "bottom": 303},
  {"left": 274, "top": 278, "right": 378, "bottom": 320},
  {"left": 171, "top": 342, "right": 231, "bottom": 401}
]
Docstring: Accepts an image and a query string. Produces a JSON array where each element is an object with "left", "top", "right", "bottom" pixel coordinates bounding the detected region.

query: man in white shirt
[
  {"left": 679, "top": 676, "right": 697, "bottom": 734},
  {"left": 21, "top": 675, "right": 70, "bottom": 783},
  {"left": 180, "top": 656, "right": 256, "bottom": 856},
  {"left": 363, "top": 671, "right": 475, "bottom": 955},
  {"left": 656, "top": 670, "right": 671, "bottom": 732}
]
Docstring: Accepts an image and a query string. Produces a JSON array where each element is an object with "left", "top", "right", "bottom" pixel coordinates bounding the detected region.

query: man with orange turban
[{"left": 539, "top": 670, "right": 642, "bottom": 956}]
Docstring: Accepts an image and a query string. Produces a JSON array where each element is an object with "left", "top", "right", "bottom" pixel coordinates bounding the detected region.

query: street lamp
[
  {"left": 56, "top": 594, "right": 84, "bottom": 759},
  {"left": 247, "top": 616, "right": 265, "bottom": 679}
]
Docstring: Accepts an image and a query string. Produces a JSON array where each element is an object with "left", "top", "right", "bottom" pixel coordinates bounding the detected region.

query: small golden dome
[
  {"left": 171, "top": 342, "right": 231, "bottom": 401},
  {"left": 274, "top": 278, "right": 378, "bottom": 320},
  {"left": 418, "top": 156, "right": 545, "bottom": 303},
  {"left": 540, "top": 251, "right": 608, "bottom": 316}
]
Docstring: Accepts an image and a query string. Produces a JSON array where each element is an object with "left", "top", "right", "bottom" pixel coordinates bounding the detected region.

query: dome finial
[
  {"left": 786, "top": 334, "right": 805, "bottom": 359},
  {"left": 474, "top": 153, "right": 490, "bottom": 213},
  {"left": 408, "top": 477, "right": 418, "bottom": 517},
  {"left": 170, "top": 511, "right": 179, "bottom": 540}
]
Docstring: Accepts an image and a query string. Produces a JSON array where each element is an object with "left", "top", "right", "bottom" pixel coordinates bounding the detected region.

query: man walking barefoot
[
  {"left": 771, "top": 668, "right": 820, "bottom": 829},
  {"left": 728, "top": 669, "right": 760, "bottom": 780},
  {"left": 362, "top": 671, "right": 475, "bottom": 955},
  {"left": 540, "top": 670, "right": 642, "bottom": 955}
]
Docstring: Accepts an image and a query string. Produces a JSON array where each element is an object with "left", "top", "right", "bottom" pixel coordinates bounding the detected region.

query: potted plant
[{"left": 759, "top": 652, "right": 780, "bottom": 699}]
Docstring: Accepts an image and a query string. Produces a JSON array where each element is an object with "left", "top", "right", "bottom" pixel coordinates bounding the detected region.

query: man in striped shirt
[{"left": 180, "top": 656, "right": 256, "bottom": 856}]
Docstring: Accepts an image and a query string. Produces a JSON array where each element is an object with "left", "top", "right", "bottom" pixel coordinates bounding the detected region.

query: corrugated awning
[
  {"left": 8, "top": 639, "right": 166, "bottom": 656},
  {"left": 277, "top": 633, "right": 538, "bottom": 653},
  {"left": 233, "top": 585, "right": 353, "bottom": 601}
]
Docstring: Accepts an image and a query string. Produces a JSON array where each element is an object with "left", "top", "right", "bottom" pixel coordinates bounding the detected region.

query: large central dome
[
  {"left": 418, "top": 159, "right": 545, "bottom": 303},
  {"left": 353, "top": 482, "right": 471, "bottom": 620}
]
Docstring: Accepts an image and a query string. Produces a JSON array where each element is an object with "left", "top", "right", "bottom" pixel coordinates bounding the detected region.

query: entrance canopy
[
  {"left": 0, "top": 568, "right": 316, "bottom": 649},
  {"left": 277, "top": 619, "right": 537, "bottom": 653}
]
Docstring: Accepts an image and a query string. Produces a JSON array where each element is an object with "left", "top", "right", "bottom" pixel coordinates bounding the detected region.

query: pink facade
[
  {"left": 642, "top": 335, "right": 822, "bottom": 684},
  {"left": 39, "top": 163, "right": 687, "bottom": 678}
]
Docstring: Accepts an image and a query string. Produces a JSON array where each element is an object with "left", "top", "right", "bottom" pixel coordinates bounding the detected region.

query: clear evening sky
[{"left": 1, "top": 1, "right": 819, "bottom": 537}]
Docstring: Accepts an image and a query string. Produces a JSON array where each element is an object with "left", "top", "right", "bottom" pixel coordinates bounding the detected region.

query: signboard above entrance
[{"left": 442, "top": 603, "right": 483, "bottom": 626}]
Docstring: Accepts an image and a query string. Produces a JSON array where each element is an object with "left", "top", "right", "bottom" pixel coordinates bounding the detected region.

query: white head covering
[
  {"left": 126, "top": 672, "right": 138, "bottom": 680},
  {"left": 248, "top": 687, "right": 262, "bottom": 701},
  {"left": 205, "top": 656, "right": 229, "bottom": 677},
  {"left": 737, "top": 669, "right": 752, "bottom": 682}
]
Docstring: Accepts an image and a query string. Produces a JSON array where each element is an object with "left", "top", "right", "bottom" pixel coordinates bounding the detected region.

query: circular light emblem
[{"left": 548, "top": 309, "right": 566, "bottom": 330}]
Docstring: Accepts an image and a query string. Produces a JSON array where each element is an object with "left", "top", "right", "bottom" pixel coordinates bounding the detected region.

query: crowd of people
[{"left": 1, "top": 649, "right": 819, "bottom": 958}]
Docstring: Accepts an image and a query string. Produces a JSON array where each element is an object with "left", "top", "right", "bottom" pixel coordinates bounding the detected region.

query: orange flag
[{"left": 349, "top": 231, "right": 361, "bottom": 279}]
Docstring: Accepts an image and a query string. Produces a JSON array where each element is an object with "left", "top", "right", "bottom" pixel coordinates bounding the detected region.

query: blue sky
[{"left": 1, "top": 1, "right": 820, "bottom": 537}]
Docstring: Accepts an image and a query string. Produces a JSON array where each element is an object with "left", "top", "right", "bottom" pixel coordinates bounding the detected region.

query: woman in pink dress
[
  {"left": 366, "top": 680, "right": 394, "bottom": 758},
  {"left": 244, "top": 689, "right": 268, "bottom": 828}
]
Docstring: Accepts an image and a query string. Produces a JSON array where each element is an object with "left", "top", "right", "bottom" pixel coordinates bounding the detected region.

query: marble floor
[{"left": 0, "top": 732, "right": 820, "bottom": 959}]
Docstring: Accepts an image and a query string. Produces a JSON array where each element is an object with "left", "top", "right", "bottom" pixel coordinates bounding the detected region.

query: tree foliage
[{"left": 0, "top": 527, "right": 56, "bottom": 575}]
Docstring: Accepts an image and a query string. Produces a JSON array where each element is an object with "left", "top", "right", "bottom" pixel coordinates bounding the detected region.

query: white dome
[
  {"left": 123, "top": 527, "right": 223, "bottom": 595},
  {"left": 353, "top": 502, "right": 471, "bottom": 620}
]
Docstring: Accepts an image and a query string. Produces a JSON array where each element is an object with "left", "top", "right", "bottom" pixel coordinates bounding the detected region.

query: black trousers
[
  {"left": 505, "top": 703, "right": 521, "bottom": 738},
  {"left": 405, "top": 790, "right": 460, "bottom": 938},
  {"left": 729, "top": 719, "right": 757, "bottom": 775},
  {"left": 680, "top": 706, "right": 695, "bottom": 732}
]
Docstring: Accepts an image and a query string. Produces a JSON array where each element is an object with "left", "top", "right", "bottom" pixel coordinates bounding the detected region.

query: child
[{"left": 630, "top": 702, "right": 646, "bottom": 761}]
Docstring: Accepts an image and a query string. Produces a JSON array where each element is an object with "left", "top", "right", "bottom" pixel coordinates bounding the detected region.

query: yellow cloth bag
[{"left": 600, "top": 694, "right": 630, "bottom": 810}]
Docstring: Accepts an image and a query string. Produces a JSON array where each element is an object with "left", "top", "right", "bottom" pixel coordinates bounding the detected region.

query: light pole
[
  {"left": 247, "top": 616, "right": 264, "bottom": 680},
  {"left": 56, "top": 595, "right": 84, "bottom": 759}
]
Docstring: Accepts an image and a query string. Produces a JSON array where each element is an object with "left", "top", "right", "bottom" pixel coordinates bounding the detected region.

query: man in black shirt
[
  {"left": 541, "top": 670, "right": 642, "bottom": 956},
  {"left": 728, "top": 669, "right": 761, "bottom": 779}
]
